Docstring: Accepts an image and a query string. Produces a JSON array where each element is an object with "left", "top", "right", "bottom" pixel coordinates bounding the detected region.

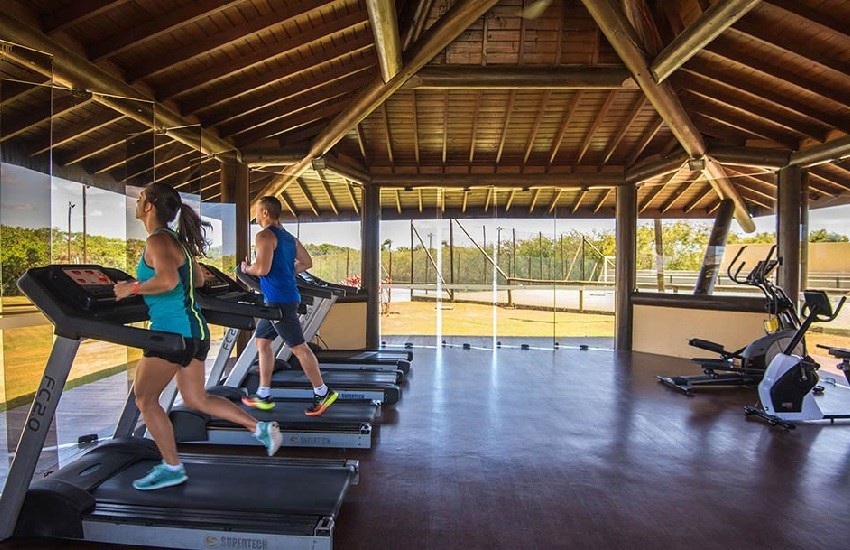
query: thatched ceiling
[{"left": 1, "top": 0, "right": 849, "bottom": 222}]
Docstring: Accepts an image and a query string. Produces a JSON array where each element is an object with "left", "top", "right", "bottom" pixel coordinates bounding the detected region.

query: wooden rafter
[
  {"left": 639, "top": 169, "right": 681, "bottom": 213},
  {"left": 659, "top": 181, "right": 692, "bottom": 213},
  {"left": 371, "top": 172, "right": 624, "bottom": 188},
  {"left": 296, "top": 178, "right": 321, "bottom": 217},
  {"left": 235, "top": 101, "right": 348, "bottom": 147},
  {"left": 442, "top": 91, "right": 449, "bottom": 165},
  {"left": 280, "top": 191, "right": 299, "bottom": 218},
  {"left": 523, "top": 91, "right": 552, "bottom": 167},
  {"left": 547, "top": 92, "right": 583, "bottom": 168},
  {"left": 366, "top": 0, "right": 403, "bottom": 82},
  {"left": 315, "top": 170, "right": 341, "bottom": 216},
  {"left": 485, "top": 188, "right": 493, "bottom": 212},
  {"left": 159, "top": 11, "right": 368, "bottom": 100},
  {"left": 402, "top": 0, "right": 437, "bottom": 50},
  {"left": 382, "top": 103, "right": 395, "bottom": 166},
  {"left": 594, "top": 188, "right": 613, "bottom": 213},
  {"left": 810, "top": 168, "right": 850, "bottom": 193},
  {"left": 576, "top": 91, "right": 617, "bottom": 165},
  {"left": 346, "top": 181, "right": 360, "bottom": 214},
  {"left": 505, "top": 189, "right": 517, "bottom": 211},
  {"left": 805, "top": 172, "right": 840, "bottom": 197},
  {"left": 468, "top": 91, "right": 481, "bottom": 164},
  {"left": 651, "top": 0, "right": 762, "bottom": 82},
  {"left": 625, "top": 116, "right": 663, "bottom": 166},
  {"left": 356, "top": 123, "right": 368, "bottom": 163},
  {"left": 683, "top": 183, "right": 714, "bottom": 213},
  {"left": 495, "top": 91, "right": 517, "bottom": 165},
  {"left": 547, "top": 189, "right": 562, "bottom": 213},
  {"left": 418, "top": 189, "right": 423, "bottom": 212},
  {"left": 0, "top": 95, "right": 92, "bottom": 143},
  {"left": 43, "top": 0, "right": 133, "bottom": 34},
  {"left": 530, "top": 189, "right": 542, "bottom": 213},
  {"left": 89, "top": 0, "right": 242, "bottom": 61},
  {"left": 462, "top": 190, "right": 469, "bottom": 213},
  {"left": 763, "top": 0, "right": 850, "bottom": 41},
  {"left": 599, "top": 97, "right": 646, "bottom": 166},
  {"left": 257, "top": 0, "right": 501, "bottom": 197},
  {"left": 395, "top": 189, "right": 402, "bottom": 214},
  {"left": 411, "top": 92, "right": 421, "bottom": 167}
]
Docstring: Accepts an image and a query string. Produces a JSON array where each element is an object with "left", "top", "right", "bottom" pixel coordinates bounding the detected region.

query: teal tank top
[{"left": 136, "top": 228, "right": 208, "bottom": 340}]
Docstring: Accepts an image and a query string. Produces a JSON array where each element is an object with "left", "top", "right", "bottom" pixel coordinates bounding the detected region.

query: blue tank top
[
  {"left": 259, "top": 226, "right": 301, "bottom": 304},
  {"left": 136, "top": 228, "right": 208, "bottom": 340}
]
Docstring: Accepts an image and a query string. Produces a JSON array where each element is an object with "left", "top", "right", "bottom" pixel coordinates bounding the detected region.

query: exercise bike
[
  {"left": 744, "top": 290, "right": 848, "bottom": 429},
  {"left": 658, "top": 245, "right": 802, "bottom": 394}
]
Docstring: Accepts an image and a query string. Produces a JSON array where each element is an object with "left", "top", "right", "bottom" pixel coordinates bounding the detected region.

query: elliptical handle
[{"left": 727, "top": 246, "right": 747, "bottom": 284}]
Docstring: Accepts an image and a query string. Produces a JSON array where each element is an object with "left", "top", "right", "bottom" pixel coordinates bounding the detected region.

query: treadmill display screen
[{"left": 62, "top": 268, "right": 113, "bottom": 287}]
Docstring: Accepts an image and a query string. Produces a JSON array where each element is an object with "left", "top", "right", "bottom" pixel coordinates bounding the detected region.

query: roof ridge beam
[{"left": 402, "top": 65, "right": 636, "bottom": 89}]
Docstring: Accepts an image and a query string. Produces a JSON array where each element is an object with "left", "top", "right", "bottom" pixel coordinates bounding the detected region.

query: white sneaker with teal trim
[
  {"left": 132, "top": 463, "right": 188, "bottom": 491},
  {"left": 255, "top": 421, "right": 283, "bottom": 456}
]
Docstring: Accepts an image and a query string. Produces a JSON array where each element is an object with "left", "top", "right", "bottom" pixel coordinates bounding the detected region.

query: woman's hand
[{"left": 114, "top": 281, "right": 135, "bottom": 301}]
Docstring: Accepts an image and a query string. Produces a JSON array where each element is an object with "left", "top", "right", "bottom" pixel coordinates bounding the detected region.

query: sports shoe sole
[
  {"left": 264, "top": 422, "right": 283, "bottom": 456},
  {"left": 132, "top": 474, "right": 188, "bottom": 491},
  {"left": 242, "top": 396, "right": 275, "bottom": 411},
  {"left": 304, "top": 392, "right": 339, "bottom": 416}
]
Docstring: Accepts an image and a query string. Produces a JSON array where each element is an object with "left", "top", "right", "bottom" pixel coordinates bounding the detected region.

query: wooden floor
[{"left": 4, "top": 346, "right": 850, "bottom": 549}]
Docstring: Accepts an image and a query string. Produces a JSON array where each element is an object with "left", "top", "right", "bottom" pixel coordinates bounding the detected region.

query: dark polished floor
[{"left": 4, "top": 346, "right": 850, "bottom": 549}]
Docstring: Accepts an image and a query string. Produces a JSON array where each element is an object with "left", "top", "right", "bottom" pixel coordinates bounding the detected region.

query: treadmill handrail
[{"left": 196, "top": 294, "right": 283, "bottom": 320}]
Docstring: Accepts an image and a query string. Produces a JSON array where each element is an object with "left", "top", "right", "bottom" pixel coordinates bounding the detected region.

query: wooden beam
[
  {"left": 575, "top": 91, "right": 617, "bottom": 165},
  {"left": 683, "top": 183, "right": 714, "bottom": 213},
  {"left": 626, "top": 151, "right": 689, "bottom": 182},
  {"left": 257, "top": 0, "right": 503, "bottom": 197},
  {"left": 297, "top": 178, "right": 321, "bottom": 217},
  {"left": 234, "top": 101, "right": 348, "bottom": 147},
  {"left": 43, "top": 1, "right": 132, "bottom": 34},
  {"left": 468, "top": 91, "right": 481, "bottom": 164},
  {"left": 547, "top": 92, "right": 583, "bottom": 168},
  {"left": 530, "top": 189, "right": 542, "bottom": 213},
  {"left": 403, "top": 66, "right": 636, "bottom": 89},
  {"left": 581, "top": 0, "right": 755, "bottom": 231},
  {"left": 417, "top": 189, "right": 424, "bottom": 212},
  {"left": 548, "top": 189, "right": 564, "bottom": 213},
  {"left": 651, "top": 0, "right": 762, "bottom": 82},
  {"left": 594, "top": 188, "right": 613, "bottom": 213},
  {"left": 355, "top": 123, "right": 368, "bottom": 163},
  {"left": 403, "top": 0, "right": 436, "bottom": 50},
  {"left": 523, "top": 91, "right": 551, "bottom": 167},
  {"left": 505, "top": 189, "right": 517, "bottom": 211},
  {"left": 312, "top": 154, "right": 371, "bottom": 186},
  {"left": 280, "top": 191, "right": 299, "bottom": 218},
  {"left": 371, "top": 172, "right": 625, "bottom": 188},
  {"left": 763, "top": 0, "right": 850, "bottom": 40},
  {"left": 708, "top": 145, "right": 789, "bottom": 169},
  {"left": 599, "top": 97, "right": 646, "bottom": 166},
  {"left": 639, "top": 169, "right": 681, "bottom": 213},
  {"left": 0, "top": 12, "right": 233, "bottom": 156},
  {"left": 791, "top": 136, "right": 850, "bottom": 168},
  {"left": 346, "top": 182, "right": 361, "bottom": 214},
  {"left": 462, "top": 189, "right": 469, "bottom": 213},
  {"left": 366, "top": 0, "right": 403, "bottom": 82},
  {"left": 625, "top": 116, "right": 664, "bottom": 166},
  {"left": 382, "top": 103, "right": 395, "bottom": 166},
  {"left": 394, "top": 189, "right": 402, "bottom": 213},
  {"left": 411, "top": 92, "right": 420, "bottom": 167},
  {"left": 571, "top": 189, "right": 588, "bottom": 213},
  {"left": 314, "top": 168, "right": 341, "bottom": 216},
  {"left": 0, "top": 94, "right": 92, "bottom": 143},
  {"left": 442, "top": 91, "right": 449, "bottom": 165},
  {"left": 495, "top": 91, "right": 517, "bottom": 165}
]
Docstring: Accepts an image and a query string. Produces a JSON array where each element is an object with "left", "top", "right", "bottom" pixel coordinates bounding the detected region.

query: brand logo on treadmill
[
  {"left": 204, "top": 535, "right": 268, "bottom": 549},
  {"left": 292, "top": 435, "right": 332, "bottom": 445}
]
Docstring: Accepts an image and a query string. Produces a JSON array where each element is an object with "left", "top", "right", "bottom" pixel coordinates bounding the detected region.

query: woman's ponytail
[{"left": 176, "top": 202, "right": 211, "bottom": 257}]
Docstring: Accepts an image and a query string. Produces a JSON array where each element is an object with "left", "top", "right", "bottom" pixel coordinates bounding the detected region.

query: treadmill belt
[
  {"left": 93, "top": 459, "right": 350, "bottom": 516},
  {"left": 272, "top": 370, "right": 397, "bottom": 386},
  {"left": 208, "top": 400, "right": 376, "bottom": 429}
]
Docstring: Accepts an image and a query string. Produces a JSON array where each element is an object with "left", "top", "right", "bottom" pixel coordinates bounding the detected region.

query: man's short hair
[{"left": 257, "top": 196, "right": 282, "bottom": 219}]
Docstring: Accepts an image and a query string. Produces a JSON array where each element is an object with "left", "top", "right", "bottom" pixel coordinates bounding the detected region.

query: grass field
[{"left": 381, "top": 301, "right": 615, "bottom": 337}]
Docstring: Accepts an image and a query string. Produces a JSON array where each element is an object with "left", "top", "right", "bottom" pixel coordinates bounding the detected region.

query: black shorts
[
  {"left": 143, "top": 338, "right": 210, "bottom": 368},
  {"left": 255, "top": 302, "right": 305, "bottom": 347}
]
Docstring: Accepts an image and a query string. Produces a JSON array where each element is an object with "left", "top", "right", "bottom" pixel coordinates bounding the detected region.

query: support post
[
  {"left": 653, "top": 219, "right": 665, "bottom": 292},
  {"left": 220, "top": 154, "right": 250, "bottom": 266},
  {"left": 616, "top": 184, "right": 637, "bottom": 351},
  {"left": 693, "top": 199, "right": 735, "bottom": 294},
  {"left": 777, "top": 166, "right": 803, "bottom": 307},
  {"left": 362, "top": 184, "right": 381, "bottom": 348},
  {"left": 800, "top": 171, "right": 809, "bottom": 292}
]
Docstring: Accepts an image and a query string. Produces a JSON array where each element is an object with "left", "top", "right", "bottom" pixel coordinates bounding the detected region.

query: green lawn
[{"left": 381, "top": 301, "right": 614, "bottom": 337}]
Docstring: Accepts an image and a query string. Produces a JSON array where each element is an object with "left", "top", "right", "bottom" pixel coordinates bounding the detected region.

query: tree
[{"left": 808, "top": 228, "right": 848, "bottom": 243}]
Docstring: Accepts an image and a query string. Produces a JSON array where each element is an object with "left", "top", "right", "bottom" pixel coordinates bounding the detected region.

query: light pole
[{"left": 67, "top": 201, "right": 76, "bottom": 263}]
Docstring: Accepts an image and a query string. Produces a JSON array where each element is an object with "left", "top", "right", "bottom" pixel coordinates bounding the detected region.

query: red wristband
[{"left": 131, "top": 281, "right": 140, "bottom": 295}]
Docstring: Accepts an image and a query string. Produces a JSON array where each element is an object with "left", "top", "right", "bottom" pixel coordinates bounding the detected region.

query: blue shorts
[{"left": 255, "top": 302, "right": 305, "bottom": 347}]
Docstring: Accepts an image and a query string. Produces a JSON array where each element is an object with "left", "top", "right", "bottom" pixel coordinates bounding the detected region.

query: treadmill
[
  {"left": 205, "top": 269, "right": 403, "bottom": 405},
  {"left": 298, "top": 271, "right": 413, "bottom": 368},
  {"left": 170, "top": 265, "right": 378, "bottom": 449},
  {"left": 0, "top": 264, "right": 357, "bottom": 550}
]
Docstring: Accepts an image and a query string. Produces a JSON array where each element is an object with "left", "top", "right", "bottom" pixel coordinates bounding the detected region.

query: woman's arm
[{"left": 114, "top": 233, "right": 181, "bottom": 300}]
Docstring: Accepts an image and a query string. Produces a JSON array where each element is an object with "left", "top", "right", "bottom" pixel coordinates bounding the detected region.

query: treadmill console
[{"left": 47, "top": 265, "right": 141, "bottom": 312}]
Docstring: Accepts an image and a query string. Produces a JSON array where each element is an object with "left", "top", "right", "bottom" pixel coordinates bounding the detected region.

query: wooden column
[
  {"left": 777, "top": 166, "right": 802, "bottom": 306},
  {"left": 362, "top": 184, "right": 381, "bottom": 348},
  {"left": 220, "top": 154, "right": 250, "bottom": 264},
  {"left": 616, "top": 184, "right": 637, "bottom": 351},
  {"left": 693, "top": 199, "right": 735, "bottom": 294}
]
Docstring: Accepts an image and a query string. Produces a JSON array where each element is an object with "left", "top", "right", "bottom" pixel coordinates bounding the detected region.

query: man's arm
[
  {"left": 294, "top": 238, "right": 312, "bottom": 273},
  {"left": 244, "top": 229, "right": 276, "bottom": 277}
]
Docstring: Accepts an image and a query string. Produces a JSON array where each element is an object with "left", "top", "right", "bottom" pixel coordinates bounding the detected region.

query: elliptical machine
[
  {"left": 658, "top": 246, "right": 802, "bottom": 394},
  {"left": 744, "top": 290, "right": 848, "bottom": 429}
]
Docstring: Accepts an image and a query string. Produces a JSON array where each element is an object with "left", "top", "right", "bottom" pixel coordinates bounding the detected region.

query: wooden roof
[{"left": 1, "top": 0, "right": 849, "bottom": 223}]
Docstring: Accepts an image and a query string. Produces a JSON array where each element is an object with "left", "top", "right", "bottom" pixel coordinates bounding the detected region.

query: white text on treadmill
[{"left": 204, "top": 535, "right": 268, "bottom": 549}]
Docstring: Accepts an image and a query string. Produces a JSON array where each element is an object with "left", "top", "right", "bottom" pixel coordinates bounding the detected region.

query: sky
[{"left": 3, "top": 162, "right": 849, "bottom": 251}]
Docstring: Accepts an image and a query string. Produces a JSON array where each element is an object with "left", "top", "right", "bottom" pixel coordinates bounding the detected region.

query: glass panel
[
  {"left": 379, "top": 216, "right": 420, "bottom": 347},
  {"left": 554, "top": 204, "right": 616, "bottom": 350},
  {"left": 803, "top": 161, "right": 850, "bottom": 377}
]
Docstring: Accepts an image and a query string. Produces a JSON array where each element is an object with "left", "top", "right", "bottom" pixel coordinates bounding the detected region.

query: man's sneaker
[
  {"left": 242, "top": 394, "right": 275, "bottom": 410},
  {"left": 132, "top": 463, "right": 187, "bottom": 491},
  {"left": 255, "top": 421, "right": 282, "bottom": 456},
  {"left": 305, "top": 389, "right": 338, "bottom": 416}
]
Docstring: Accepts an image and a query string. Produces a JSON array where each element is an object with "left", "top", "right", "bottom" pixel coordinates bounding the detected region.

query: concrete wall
[{"left": 724, "top": 242, "right": 850, "bottom": 274}]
